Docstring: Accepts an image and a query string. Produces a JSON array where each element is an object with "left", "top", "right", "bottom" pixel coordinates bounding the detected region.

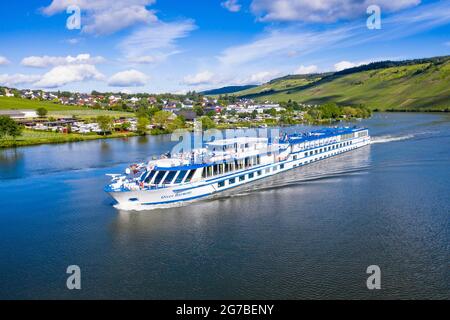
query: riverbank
[{"left": 0, "top": 129, "right": 137, "bottom": 148}]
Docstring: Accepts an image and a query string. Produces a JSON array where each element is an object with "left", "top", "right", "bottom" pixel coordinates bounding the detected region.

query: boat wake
[{"left": 370, "top": 134, "right": 415, "bottom": 144}]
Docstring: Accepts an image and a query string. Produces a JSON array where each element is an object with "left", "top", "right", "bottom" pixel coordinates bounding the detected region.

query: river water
[{"left": 0, "top": 112, "right": 449, "bottom": 299}]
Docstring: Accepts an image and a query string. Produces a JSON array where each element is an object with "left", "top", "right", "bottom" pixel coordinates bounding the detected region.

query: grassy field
[
  {"left": 0, "top": 129, "right": 137, "bottom": 148},
  {"left": 0, "top": 97, "right": 133, "bottom": 118},
  {"left": 227, "top": 56, "right": 450, "bottom": 111},
  {"left": 48, "top": 109, "right": 133, "bottom": 118}
]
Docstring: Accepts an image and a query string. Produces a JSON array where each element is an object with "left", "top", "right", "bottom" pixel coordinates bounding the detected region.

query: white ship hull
[{"left": 107, "top": 131, "right": 370, "bottom": 211}]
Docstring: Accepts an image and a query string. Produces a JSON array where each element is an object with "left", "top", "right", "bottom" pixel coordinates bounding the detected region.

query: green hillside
[
  {"left": 0, "top": 96, "right": 84, "bottom": 111},
  {"left": 232, "top": 56, "right": 450, "bottom": 111}
]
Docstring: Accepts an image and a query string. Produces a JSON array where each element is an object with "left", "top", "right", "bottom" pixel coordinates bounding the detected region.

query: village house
[{"left": 174, "top": 109, "right": 196, "bottom": 121}]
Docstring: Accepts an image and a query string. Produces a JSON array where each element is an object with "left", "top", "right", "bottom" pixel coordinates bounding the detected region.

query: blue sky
[{"left": 0, "top": 0, "right": 449, "bottom": 93}]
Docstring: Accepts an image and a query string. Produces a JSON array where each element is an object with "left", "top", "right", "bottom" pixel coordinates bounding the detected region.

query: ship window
[
  {"left": 280, "top": 164, "right": 285, "bottom": 169},
  {"left": 163, "top": 171, "right": 177, "bottom": 184},
  {"left": 273, "top": 166, "right": 277, "bottom": 172},
  {"left": 184, "top": 169, "right": 196, "bottom": 182},
  {"left": 293, "top": 155, "right": 297, "bottom": 160},
  {"left": 207, "top": 165, "right": 213, "bottom": 177},
  {"left": 229, "top": 178, "right": 236, "bottom": 184},
  {"left": 144, "top": 170, "right": 156, "bottom": 183},
  {"left": 265, "top": 168, "right": 270, "bottom": 174},
  {"left": 218, "top": 181, "right": 225, "bottom": 188},
  {"left": 257, "top": 170, "right": 262, "bottom": 176},
  {"left": 175, "top": 170, "right": 188, "bottom": 183},
  {"left": 239, "top": 175, "right": 245, "bottom": 181},
  {"left": 249, "top": 172, "right": 254, "bottom": 179},
  {"left": 153, "top": 171, "right": 167, "bottom": 184}
]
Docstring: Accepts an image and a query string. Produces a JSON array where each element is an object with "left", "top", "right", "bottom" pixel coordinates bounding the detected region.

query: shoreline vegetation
[
  {"left": 0, "top": 129, "right": 137, "bottom": 148},
  {"left": 4, "top": 107, "right": 449, "bottom": 149}
]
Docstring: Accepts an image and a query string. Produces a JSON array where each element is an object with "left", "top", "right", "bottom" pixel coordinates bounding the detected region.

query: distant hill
[
  {"left": 208, "top": 56, "right": 450, "bottom": 111},
  {"left": 201, "top": 85, "right": 258, "bottom": 95}
]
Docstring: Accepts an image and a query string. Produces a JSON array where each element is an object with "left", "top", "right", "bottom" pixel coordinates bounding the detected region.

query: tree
[
  {"left": 206, "top": 110, "right": 216, "bottom": 117},
  {"left": 152, "top": 110, "right": 172, "bottom": 129},
  {"left": 279, "top": 114, "right": 295, "bottom": 125},
  {"left": 36, "top": 107, "right": 48, "bottom": 118},
  {"left": 193, "top": 105, "right": 204, "bottom": 116},
  {"left": 342, "top": 106, "right": 358, "bottom": 118},
  {"left": 266, "top": 108, "right": 277, "bottom": 117},
  {"left": 0, "top": 116, "right": 22, "bottom": 139},
  {"left": 137, "top": 116, "right": 150, "bottom": 135},
  {"left": 121, "top": 121, "right": 131, "bottom": 132},
  {"left": 96, "top": 115, "right": 113, "bottom": 135},
  {"left": 167, "top": 115, "right": 185, "bottom": 132},
  {"left": 307, "top": 108, "right": 321, "bottom": 120},
  {"left": 200, "top": 116, "right": 216, "bottom": 129},
  {"left": 320, "top": 103, "right": 341, "bottom": 119}
]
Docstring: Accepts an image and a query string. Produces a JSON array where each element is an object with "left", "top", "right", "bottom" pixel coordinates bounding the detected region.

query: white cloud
[
  {"left": 127, "top": 55, "right": 160, "bottom": 64},
  {"left": 245, "top": 71, "right": 279, "bottom": 84},
  {"left": 42, "top": 0, "right": 158, "bottom": 35},
  {"left": 119, "top": 20, "right": 197, "bottom": 64},
  {"left": 221, "top": 0, "right": 242, "bottom": 12},
  {"left": 333, "top": 59, "right": 383, "bottom": 71},
  {"left": 228, "top": 70, "right": 281, "bottom": 86},
  {"left": 65, "top": 38, "right": 82, "bottom": 45},
  {"left": 0, "top": 56, "right": 10, "bottom": 65},
  {"left": 0, "top": 74, "right": 41, "bottom": 87},
  {"left": 108, "top": 69, "right": 149, "bottom": 87},
  {"left": 334, "top": 61, "right": 359, "bottom": 71},
  {"left": 21, "top": 54, "right": 105, "bottom": 68},
  {"left": 34, "top": 64, "right": 105, "bottom": 88},
  {"left": 251, "top": 0, "right": 421, "bottom": 22},
  {"left": 183, "top": 71, "right": 215, "bottom": 85},
  {"left": 295, "top": 65, "right": 318, "bottom": 74}
]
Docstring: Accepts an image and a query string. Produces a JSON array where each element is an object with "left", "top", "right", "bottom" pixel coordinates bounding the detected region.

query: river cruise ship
[{"left": 105, "top": 127, "right": 370, "bottom": 210}]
